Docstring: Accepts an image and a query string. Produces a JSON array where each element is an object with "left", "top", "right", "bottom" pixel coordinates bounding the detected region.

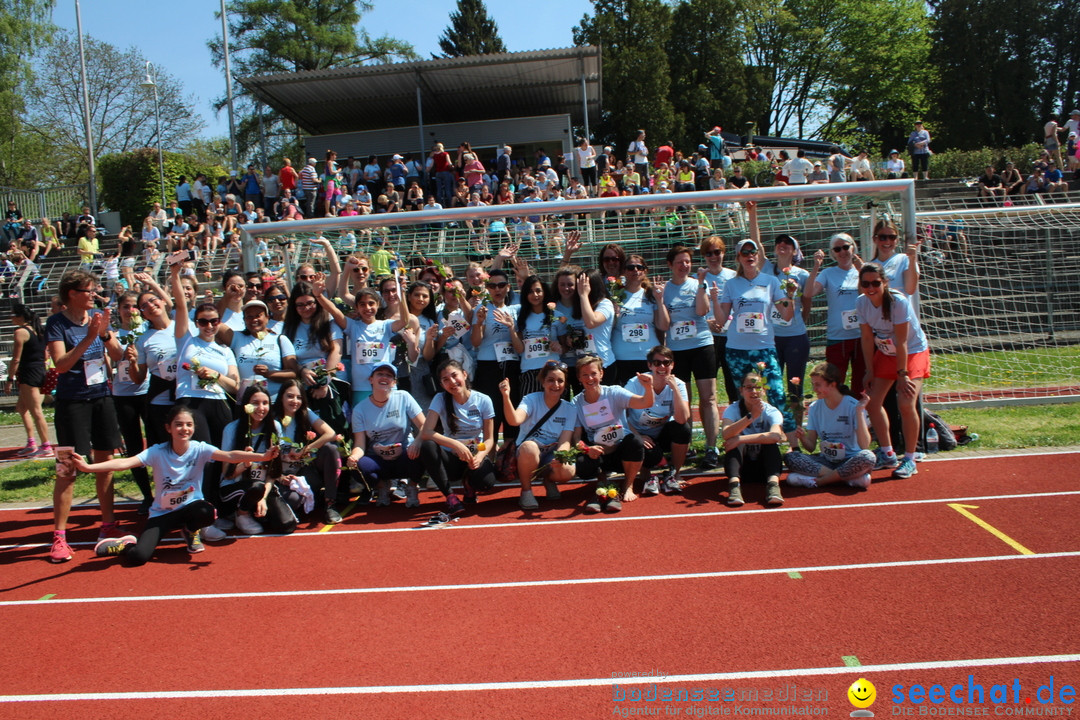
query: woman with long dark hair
[
  {"left": 272, "top": 379, "right": 342, "bottom": 524},
  {"left": 515, "top": 274, "right": 560, "bottom": 396},
  {"left": 282, "top": 280, "right": 346, "bottom": 435},
  {"left": 7, "top": 303, "right": 51, "bottom": 457}
]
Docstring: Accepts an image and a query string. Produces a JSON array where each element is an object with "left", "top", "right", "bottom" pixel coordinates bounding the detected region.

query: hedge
[{"left": 99, "top": 148, "right": 226, "bottom": 227}]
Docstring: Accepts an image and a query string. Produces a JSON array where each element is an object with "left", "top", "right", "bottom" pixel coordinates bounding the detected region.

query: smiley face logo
[{"left": 848, "top": 678, "right": 876, "bottom": 709}]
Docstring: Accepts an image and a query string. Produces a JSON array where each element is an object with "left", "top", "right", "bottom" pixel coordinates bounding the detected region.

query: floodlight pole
[
  {"left": 221, "top": 0, "right": 238, "bottom": 173},
  {"left": 140, "top": 62, "right": 166, "bottom": 208},
  {"left": 75, "top": 0, "right": 98, "bottom": 216}
]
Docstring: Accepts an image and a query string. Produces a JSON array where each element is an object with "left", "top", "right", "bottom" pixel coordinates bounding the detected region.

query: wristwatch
[{"left": 896, "top": 369, "right": 909, "bottom": 377}]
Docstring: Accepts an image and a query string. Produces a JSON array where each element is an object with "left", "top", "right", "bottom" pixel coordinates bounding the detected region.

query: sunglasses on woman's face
[
  {"left": 267, "top": 295, "right": 288, "bottom": 302},
  {"left": 486, "top": 281, "right": 509, "bottom": 289},
  {"left": 875, "top": 233, "right": 898, "bottom": 240},
  {"left": 860, "top": 280, "right": 882, "bottom": 288},
  {"left": 196, "top": 317, "right": 221, "bottom": 327},
  {"left": 704, "top": 249, "right": 723, "bottom": 257},
  {"left": 650, "top": 358, "right": 673, "bottom": 367},
  {"left": 625, "top": 264, "right": 645, "bottom": 271},
  {"left": 739, "top": 248, "right": 758, "bottom": 256},
  {"left": 832, "top": 245, "right": 852, "bottom": 253}
]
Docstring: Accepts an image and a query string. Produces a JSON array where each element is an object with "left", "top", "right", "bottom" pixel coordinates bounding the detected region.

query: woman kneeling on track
[
  {"left": 857, "top": 264, "right": 930, "bottom": 480},
  {"left": 625, "top": 345, "right": 691, "bottom": 496},
  {"left": 419, "top": 359, "right": 497, "bottom": 517},
  {"left": 346, "top": 361, "right": 426, "bottom": 509},
  {"left": 572, "top": 355, "right": 654, "bottom": 513},
  {"left": 721, "top": 370, "right": 785, "bottom": 507},
  {"left": 498, "top": 360, "right": 578, "bottom": 511},
  {"left": 784, "top": 362, "right": 876, "bottom": 491},
  {"left": 80, "top": 404, "right": 278, "bottom": 564},
  {"left": 273, "top": 379, "right": 343, "bottom": 525},
  {"left": 218, "top": 386, "right": 301, "bottom": 536}
]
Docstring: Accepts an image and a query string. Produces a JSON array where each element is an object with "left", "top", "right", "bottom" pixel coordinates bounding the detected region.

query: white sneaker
[
  {"left": 847, "top": 473, "right": 872, "bottom": 489},
  {"left": 202, "top": 525, "right": 228, "bottom": 542},
  {"left": 236, "top": 513, "right": 264, "bottom": 535},
  {"left": 786, "top": 472, "right": 819, "bottom": 488}
]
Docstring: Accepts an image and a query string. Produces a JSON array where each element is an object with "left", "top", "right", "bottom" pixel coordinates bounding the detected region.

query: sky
[{"left": 50, "top": 0, "right": 594, "bottom": 139}]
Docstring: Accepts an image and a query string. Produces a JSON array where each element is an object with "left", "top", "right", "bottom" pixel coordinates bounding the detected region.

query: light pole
[
  {"left": 74, "top": 0, "right": 98, "bottom": 216},
  {"left": 221, "top": 0, "right": 238, "bottom": 174},
  {"left": 140, "top": 62, "right": 166, "bottom": 208}
]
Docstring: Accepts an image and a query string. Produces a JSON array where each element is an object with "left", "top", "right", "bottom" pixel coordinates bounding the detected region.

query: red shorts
[{"left": 873, "top": 348, "right": 931, "bottom": 380}]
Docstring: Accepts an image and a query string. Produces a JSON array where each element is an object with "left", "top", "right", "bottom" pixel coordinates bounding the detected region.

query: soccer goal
[{"left": 235, "top": 180, "right": 1080, "bottom": 406}]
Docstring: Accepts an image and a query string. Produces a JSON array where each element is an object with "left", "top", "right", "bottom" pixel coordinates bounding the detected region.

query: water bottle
[{"left": 926, "top": 424, "right": 939, "bottom": 454}]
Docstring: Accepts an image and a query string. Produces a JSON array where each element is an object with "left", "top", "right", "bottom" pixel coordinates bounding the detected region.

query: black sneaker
[
  {"left": 700, "top": 447, "right": 720, "bottom": 470},
  {"left": 323, "top": 506, "right": 343, "bottom": 525},
  {"left": 418, "top": 512, "right": 457, "bottom": 529}
]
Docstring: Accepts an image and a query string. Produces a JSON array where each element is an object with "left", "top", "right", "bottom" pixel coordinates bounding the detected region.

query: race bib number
[
  {"left": 494, "top": 341, "right": 518, "bottom": 361},
  {"left": 160, "top": 484, "right": 195, "bottom": 509},
  {"left": 582, "top": 399, "right": 616, "bottom": 429},
  {"left": 671, "top": 320, "right": 696, "bottom": 339},
  {"left": 770, "top": 307, "right": 792, "bottom": 327},
  {"left": 373, "top": 443, "right": 403, "bottom": 460},
  {"left": 595, "top": 423, "right": 626, "bottom": 448},
  {"left": 116, "top": 361, "right": 133, "bottom": 384},
  {"left": 842, "top": 310, "right": 860, "bottom": 330},
  {"left": 249, "top": 463, "right": 265, "bottom": 483},
  {"left": 737, "top": 312, "right": 766, "bottom": 334},
  {"left": 875, "top": 337, "right": 897, "bottom": 356},
  {"left": 158, "top": 357, "right": 178, "bottom": 381},
  {"left": 523, "top": 337, "right": 551, "bottom": 361},
  {"left": 447, "top": 314, "right": 470, "bottom": 339},
  {"left": 464, "top": 437, "right": 482, "bottom": 453},
  {"left": 640, "top": 410, "right": 667, "bottom": 428},
  {"left": 355, "top": 340, "right": 384, "bottom": 363},
  {"left": 621, "top": 323, "right": 649, "bottom": 343},
  {"left": 821, "top": 440, "right": 847, "bottom": 463},
  {"left": 84, "top": 357, "right": 106, "bottom": 386}
]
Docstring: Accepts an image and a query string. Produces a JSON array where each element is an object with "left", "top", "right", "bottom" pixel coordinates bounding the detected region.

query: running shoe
[
  {"left": 642, "top": 477, "right": 660, "bottom": 496},
  {"left": 376, "top": 484, "right": 392, "bottom": 507},
  {"left": 323, "top": 506, "right": 343, "bottom": 525},
  {"left": 765, "top": 482, "right": 784, "bottom": 506},
  {"left": 584, "top": 497, "right": 603, "bottom": 514},
  {"left": 391, "top": 479, "right": 407, "bottom": 501},
  {"left": 201, "top": 525, "right": 228, "bottom": 542},
  {"left": 914, "top": 452, "right": 926, "bottom": 463},
  {"left": 15, "top": 440, "right": 37, "bottom": 457},
  {"left": 542, "top": 479, "right": 561, "bottom": 500},
  {"left": 700, "top": 447, "right": 721, "bottom": 470},
  {"left": 404, "top": 483, "right": 420, "bottom": 508},
  {"left": 32, "top": 443, "right": 55, "bottom": 459},
  {"left": 182, "top": 528, "right": 205, "bottom": 553},
  {"left": 726, "top": 482, "right": 744, "bottom": 507},
  {"left": 873, "top": 449, "right": 899, "bottom": 470},
  {"left": 49, "top": 532, "right": 73, "bottom": 563},
  {"left": 518, "top": 489, "right": 539, "bottom": 511},
  {"left": 892, "top": 458, "right": 918, "bottom": 479},
  {"left": 235, "top": 513, "right": 264, "bottom": 535},
  {"left": 786, "top": 472, "right": 819, "bottom": 488},
  {"left": 660, "top": 469, "right": 682, "bottom": 494},
  {"left": 461, "top": 478, "right": 477, "bottom": 505},
  {"left": 446, "top": 494, "right": 465, "bottom": 516},
  {"left": 94, "top": 535, "right": 136, "bottom": 557},
  {"left": 604, "top": 497, "right": 622, "bottom": 513}
]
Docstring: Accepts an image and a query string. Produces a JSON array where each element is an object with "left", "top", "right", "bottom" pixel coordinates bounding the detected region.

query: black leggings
[
  {"left": 576, "top": 434, "right": 645, "bottom": 478},
  {"left": 112, "top": 394, "right": 151, "bottom": 501},
  {"left": 181, "top": 397, "right": 233, "bottom": 508},
  {"left": 724, "top": 444, "right": 783, "bottom": 483},
  {"left": 122, "top": 500, "right": 216, "bottom": 566},
  {"left": 293, "top": 444, "right": 342, "bottom": 507},
  {"left": 641, "top": 421, "right": 692, "bottom": 467},
  {"left": 220, "top": 480, "right": 299, "bottom": 534},
  {"left": 419, "top": 440, "right": 496, "bottom": 497},
  {"left": 473, "top": 360, "right": 520, "bottom": 444}
]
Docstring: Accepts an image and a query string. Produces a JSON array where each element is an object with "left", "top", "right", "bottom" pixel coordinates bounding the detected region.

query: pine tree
[{"left": 437, "top": 0, "right": 508, "bottom": 58}]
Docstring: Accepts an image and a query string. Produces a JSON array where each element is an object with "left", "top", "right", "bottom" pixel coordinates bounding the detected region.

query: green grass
[
  {"left": 934, "top": 403, "right": 1080, "bottom": 449},
  {"left": 0, "top": 463, "right": 142, "bottom": 505},
  {"left": 924, "top": 345, "right": 1080, "bottom": 392},
  {"left": 0, "top": 407, "right": 55, "bottom": 425}
]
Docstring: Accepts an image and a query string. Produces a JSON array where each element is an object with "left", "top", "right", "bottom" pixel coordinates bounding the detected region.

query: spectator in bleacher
[
  {"left": 77, "top": 225, "right": 100, "bottom": 271},
  {"left": 1045, "top": 161, "right": 1069, "bottom": 193},
  {"left": 1044, "top": 114, "right": 1065, "bottom": 168},
  {"left": 809, "top": 161, "right": 829, "bottom": 184},
  {"left": 1000, "top": 162, "right": 1024, "bottom": 195},
  {"left": 176, "top": 176, "right": 194, "bottom": 218},
  {"left": 7, "top": 303, "right": 51, "bottom": 458},
  {"left": 77, "top": 205, "right": 96, "bottom": 231},
  {"left": 240, "top": 165, "right": 262, "bottom": 211},
  {"left": 1067, "top": 133, "right": 1079, "bottom": 173},
  {"left": 278, "top": 158, "right": 298, "bottom": 198},
  {"left": 977, "top": 165, "right": 1006, "bottom": 199},
  {"left": 1024, "top": 167, "right": 1048, "bottom": 194},
  {"left": 192, "top": 173, "right": 210, "bottom": 220},
  {"left": 45, "top": 270, "right": 124, "bottom": 563},
  {"left": 17, "top": 218, "right": 42, "bottom": 261},
  {"left": 908, "top": 121, "right": 931, "bottom": 180},
  {"left": 729, "top": 165, "right": 750, "bottom": 189},
  {"left": 430, "top": 143, "right": 455, "bottom": 209},
  {"left": 850, "top": 149, "right": 874, "bottom": 181},
  {"left": 4, "top": 200, "right": 23, "bottom": 250},
  {"left": 575, "top": 137, "right": 598, "bottom": 195},
  {"left": 885, "top": 150, "right": 905, "bottom": 179},
  {"left": 827, "top": 146, "right": 849, "bottom": 184},
  {"left": 261, "top": 166, "right": 279, "bottom": 216},
  {"left": 38, "top": 217, "right": 61, "bottom": 258},
  {"left": 704, "top": 126, "right": 726, "bottom": 169},
  {"left": 628, "top": 129, "right": 649, "bottom": 178},
  {"left": 59, "top": 211, "right": 76, "bottom": 240}
]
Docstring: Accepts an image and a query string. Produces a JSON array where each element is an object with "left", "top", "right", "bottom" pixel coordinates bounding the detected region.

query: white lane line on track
[
  {"left": 4, "top": 489, "right": 1079, "bottom": 551},
  {"left": 1, "top": 551, "right": 1077, "bottom": 608},
  {"left": 2, "top": 653, "right": 1078, "bottom": 702}
]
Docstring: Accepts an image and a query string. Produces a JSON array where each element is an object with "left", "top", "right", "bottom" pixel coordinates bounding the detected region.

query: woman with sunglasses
[
  {"left": 700, "top": 235, "right": 738, "bottom": 405},
  {"left": 857, "top": 264, "right": 929, "bottom": 480},
  {"left": 217, "top": 271, "right": 248, "bottom": 332},
  {"left": 713, "top": 238, "right": 798, "bottom": 438},
  {"left": 282, "top": 280, "right": 347, "bottom": 435},
  {"left": 662, "top": 244, "right": 720, "bottom": 468},
  {"left": 805, "top": 233, "right": 866, "bottom": 395},
  {"left": 870, "top": 218, "right": 919, "bottom": 302},
  {"left": 625, "top": 345, "right": 690, "bottom": 494},
  {"left": 720, "top": 370, "right": 786, "bottom": 507},
  {"left": 573, "top": 356, "right": 654, "bottom": 512},
  {"left": 263, "top": 283, "right": 289, "bottom": 332},
  {"left": 762, "top": 233, "right": 811, "bottom": 441},
  {"left": 784, "top": 362, "right": 875, "bottom": 492},
  {"left": 470, "top": 268, "right": 522, "bottom": 449},
  {"left": 612, "top": 254, "right": 667, "bottom": 385},
  {"left": 499, "top": 361, "right": 577, "bottom": 510}
]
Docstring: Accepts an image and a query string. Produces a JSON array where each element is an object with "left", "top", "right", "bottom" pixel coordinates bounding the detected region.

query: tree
[
  {"left": 573, "top": 0, "right": 678, "bottom": 151},
  {"left": 437, "top": 0, "right": 507, "bottom": 57},
  {"left": 24, "top": 35, "right": 204, "bottom": 187},
  {"left": 209, "top": 0, "right": 418, "bottom": 165},
  {"left": 0, "top": 0, "right": 55, "bottom": 187},
  {"left": 99, "top": 149, "right": 226, "bottom": 227}
]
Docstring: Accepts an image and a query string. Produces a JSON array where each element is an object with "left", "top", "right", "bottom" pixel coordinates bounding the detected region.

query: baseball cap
[
  {"left": 307, "top": 157, "right": 317, "bottom": 165},
  {"left": 369, "top": 361, "right": 397, "bottom": 377},
  {"left": 242, "top": 299, "right": 268, "bottom": 313},
  {"left": 736, "top": 239, "right": 758, "bottom": 253}
]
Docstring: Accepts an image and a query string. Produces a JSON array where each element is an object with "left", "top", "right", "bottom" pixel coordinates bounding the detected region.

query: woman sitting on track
[
  {"left": 419, "top": 359, "right": 497, "bottom": 516},
  {"left": 720, "top": 370, "right": 786, "bottom": 507},
  {"left": 784, "top": 362, "right": 876, "bottom": 491},
  {"left": 572, "top": 355, "right": 654, "bottom": 513},
  {"left": 80, "top": 404, "right": 278, "bottom": 565},
  {"left": 272, "top": 379, "right": 342, "bottom": 525},
  {"left": 625, "top": 345, "right": 691, "bottom": 496},
  {"left": 498, "top": 360, "right": 578, "bottom": 510},
  {"left": 347, "top": 361, "right": 427, "bottom": 509},
  {"left": 857, "top": 264, "right": 930, "bottom": 481}
]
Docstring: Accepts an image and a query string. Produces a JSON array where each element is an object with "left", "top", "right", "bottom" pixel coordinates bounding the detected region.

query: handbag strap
[{"left": 522, "top": 400, "right": 561, "bottom": 443}]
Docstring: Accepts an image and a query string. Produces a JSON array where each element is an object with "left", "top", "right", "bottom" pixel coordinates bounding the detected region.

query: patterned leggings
[
  {"left": 725, "top": 347, "right": 795, "bottom": 431},
  {"left": 783, "top": 449, "right": 876, "bottom": 481}
]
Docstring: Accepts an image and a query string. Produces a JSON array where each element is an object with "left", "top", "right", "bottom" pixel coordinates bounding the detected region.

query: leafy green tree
[
  {"left": 209, "top": 0, "right": 417, "bottom": 165},
  {"left": 437, "top": 0, "right": 507, "bottom": 57},
  {"left": 0, "top": 0, "right": 55, "bottom": 187},
  {"left": 573, "top": 0, "right": 678, "bottom": 152}
]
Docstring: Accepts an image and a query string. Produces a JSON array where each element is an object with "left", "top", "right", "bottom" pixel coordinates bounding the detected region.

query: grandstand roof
[{"left": 239, "top": 46, "right": 602, "bottom": 136}]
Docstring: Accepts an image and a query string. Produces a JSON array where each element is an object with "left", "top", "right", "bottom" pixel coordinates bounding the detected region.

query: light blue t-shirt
[
  {"left": 663, "top": 278, "right": 712, "bottom": 351},
  {"left": 287, "top": 319, "right": 344, "bottom": 369},
  {"left": 806, "top": 394, "right": 866, "bottom": 461},
  {"left": 222, "top": 307, "right": 246, "bottom": 332},
  {"left": 176, "top": 335, "right": 237, "bottom": 400},
  {"left": 625, "top": 376, "right": 688, "bottom": 438},
  {"left": 231, "top": 328, "right": 296, "bottom": 400},
  {"left": 612, "top": 289, "right": 660, "bottom": 361},
  {"left": 764, "top": 265, "right": 809, "bottom": 338},
  {"left": 137, "top": 440, "right": 217, "bottom": 519},
  {"left": 704, "top": 268, "right": 737, "bottom": 337},
  {"left": 135, "top": 323, "right": 178, "bottom": 406},
  {"left": 351, "top": 389, "right": 423, "bottom": 448},
  {"left": 721, "top": 401, "right": 784, "bottom": 437},
  {"left": 474, "top": 302, "right": 521, "bottom": 362},
  {"left": 876, "top": 252, "right": 920, "bottom": 313},
  {"left": 573, "top": 385, "right": 635, "bottom": 445},
  {"left": 720, "top": 274, "right": 786, "bottom": 350},
  {"left": 438, "top": 308, "right": 472, "bottom": 353},
  {"left": 816, "top": 266, "right": 861, "bottom": 342},
  {"left": 519, "top": 311, "right": 559, "bottom": 371},
  {"left": 112, "top": 324, "right": 150, "bottom": 397},
  {"left": 344, "top": 317, "right": 395, "bottom": 392},
  {"left": 428, "top": 390, "right": 495, "bottom": 442},
  {"left": 856, "top": 290, "right": 928, "bottom": 355},
  {"left": 516, "top": 392, "right": 577, "bottom": 446},
  {"left": 583, "top": 298, "right": 616, "bottom": 367}
]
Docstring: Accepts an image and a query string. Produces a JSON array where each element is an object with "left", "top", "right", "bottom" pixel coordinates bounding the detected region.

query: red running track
[{"left": 0, "top": 451, "right": 1077, "bottom": 718}]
